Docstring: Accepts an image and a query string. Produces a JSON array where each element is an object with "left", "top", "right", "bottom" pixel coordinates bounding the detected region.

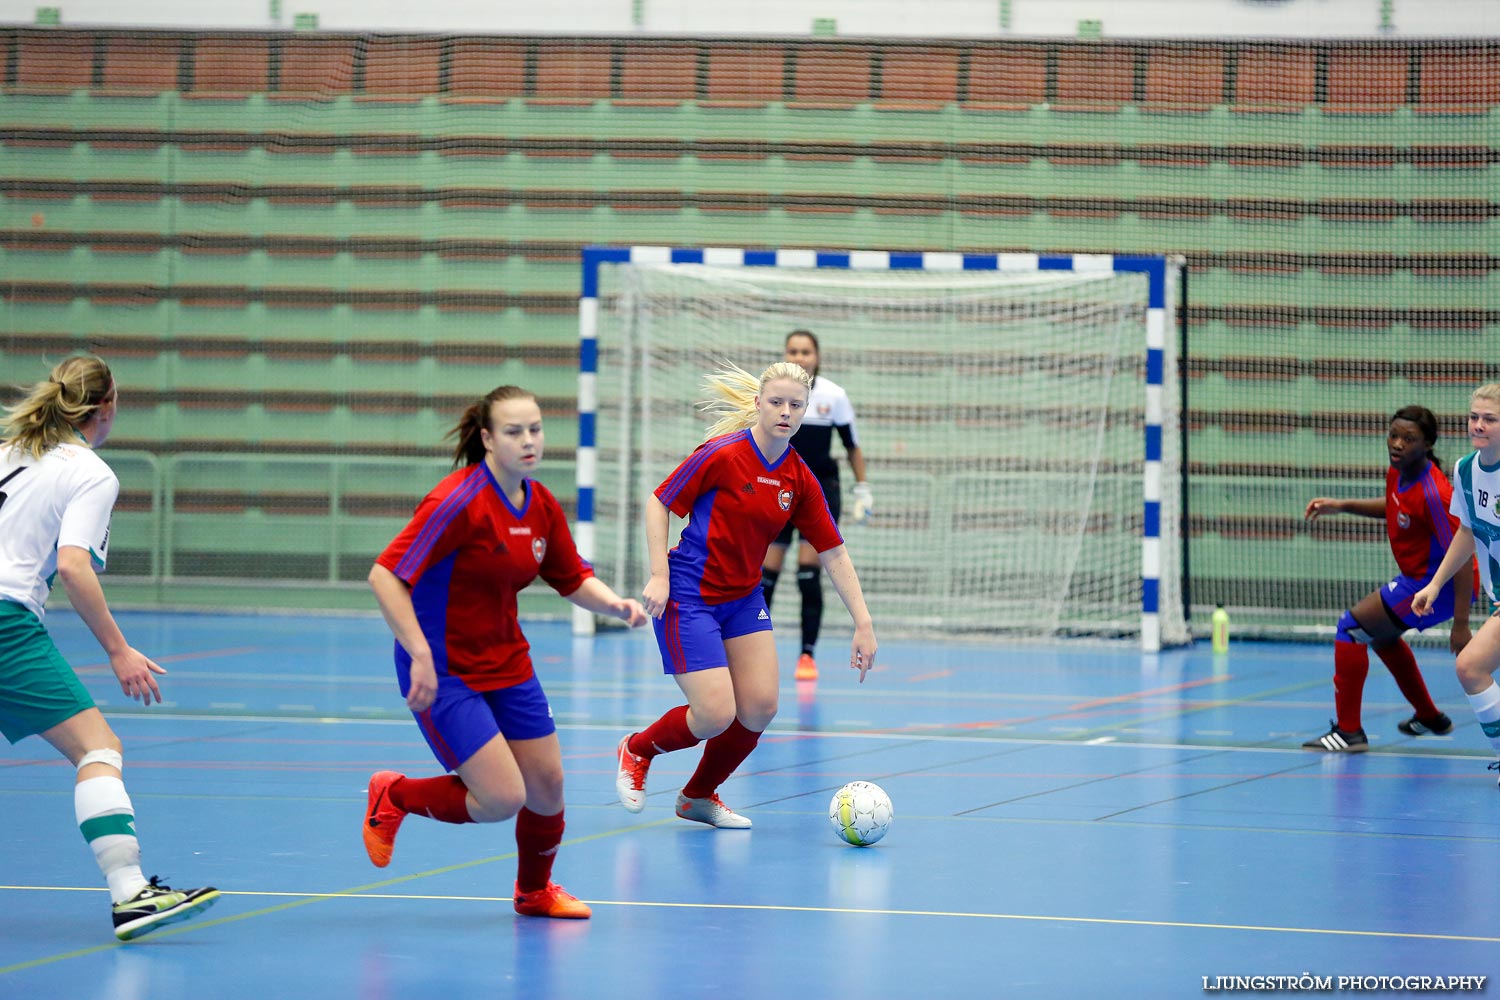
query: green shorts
[{"left": 0, "top": 600, "right": 96, "bottom": 745}]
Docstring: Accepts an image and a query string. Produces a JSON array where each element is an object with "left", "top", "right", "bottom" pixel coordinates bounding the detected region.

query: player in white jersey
[
  {"left": 761, "top": 331, "right": 871, "bottom": 682},
  {"left": 0, "top": 355, "right": 219, "bottom": 939},
  {"left": 1413, "top": 383, "right": 1500, "bottom": 787}
]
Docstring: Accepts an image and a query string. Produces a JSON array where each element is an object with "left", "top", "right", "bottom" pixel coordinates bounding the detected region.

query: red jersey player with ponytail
[
  {"left": 363, "top": 386, "right": 647, "bottom": 918},
  {"left": 1302, "top": 405, "right": 1474, "bottom": 752},
  {"left": 614, "top": 361, "right": 878, "bottom": 828}
]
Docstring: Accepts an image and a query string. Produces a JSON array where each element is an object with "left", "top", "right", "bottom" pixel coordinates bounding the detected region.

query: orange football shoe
[
  {"left": 513, "top": 881, "right": 592, "bottom": 919},
  {"left": 794, "top": 653, "right": 818, "bottom": 681},
  {"left": 362, "top": 770, "right": 407, "bottom": 868}
]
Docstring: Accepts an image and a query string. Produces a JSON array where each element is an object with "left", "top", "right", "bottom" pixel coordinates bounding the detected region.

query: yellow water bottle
[{"left": 1211, "top": 604, "right": 1230, "bottom": 653}]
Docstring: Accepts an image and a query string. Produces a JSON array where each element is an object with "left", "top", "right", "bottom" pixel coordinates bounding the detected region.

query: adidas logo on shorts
[{"left": 757, "top": 609, "right": 768, "bottom": 620}]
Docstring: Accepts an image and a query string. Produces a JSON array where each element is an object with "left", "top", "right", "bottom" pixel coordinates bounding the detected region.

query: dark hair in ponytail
[
  {"left": 1391, "top": 404, "right": 1441, "bottom": 472},
  {"left": 447, "top": 386, "right": 538, "bottom": 468}
]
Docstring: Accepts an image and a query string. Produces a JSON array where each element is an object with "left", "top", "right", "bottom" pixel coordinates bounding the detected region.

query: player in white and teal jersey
[
  {"left": 1, "top": 354, "right": 219, "bottom": 939},
  {"left": 1413, "top": 383, "right": 1500, "bottom": 787}
]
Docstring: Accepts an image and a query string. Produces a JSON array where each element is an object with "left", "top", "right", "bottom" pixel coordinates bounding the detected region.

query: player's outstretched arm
[
  {"left": 57, "top": 545, "right": 166, "bottom": 705},
  {"left": 567, "top": 577, "right": 647, "bottom": 627},
  {"left": 818, "top": 544, "right": 877, "bottom": 682},
  {"left": 1305, "top": 497, "right": 1383, "bottom": 522},
  {"left": 1412, "top": 525, "right": 1477, "bottom": 618}
]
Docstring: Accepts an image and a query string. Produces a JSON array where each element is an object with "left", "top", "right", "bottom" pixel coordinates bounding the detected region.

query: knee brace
[
  {"left": 1335, "top": 610, "right": 1374, "bottom": 646},
  {"left": 77, "top": 748, "right": 123, "bottom": 773}
]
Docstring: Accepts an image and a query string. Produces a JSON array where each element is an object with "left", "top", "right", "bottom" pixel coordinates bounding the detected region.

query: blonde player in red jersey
[
  {"left": 613, "top": 361, "right": 877, "bottom": 828},
  {"left": 761, "top": 330, "right": 871, "bottom": 682},
  {"left": 363, "top": 386, "right": 647, "bottom": 918},
  {"left": 1301, "top": 405, "right": 1473, "bottom": 752}
]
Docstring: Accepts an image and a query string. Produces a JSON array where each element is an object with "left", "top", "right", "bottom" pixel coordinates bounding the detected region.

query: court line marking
[
  {"left": 72, "top": 646, "right": 263, "bottom": 674},
  {"left": 1063, "top": 677, "right": 1356, "bottom": 740},
  {"left": 1094, "top": 756, "right": 1327, "bottom": 820},
  {"left": 953, "top": 742, "right": 1258, "bottom": 815},
  {"left": 640, "top": 737, "right": 1500, "bottom": 843},
  {"left": 888, "top": 676, "right": 1323, "bottom": 737},
  {"left": 4, "top": 782, "right": 1495, "bottom": 844},
  {"left": 3, "top": 885, "right": 1495, "bottom": 948},
  {"left": 0, "top": 817, "right": 677, "bottom": 976},
  {"left": 8, "top": 711, "right": 1495, "bottom": 762}
]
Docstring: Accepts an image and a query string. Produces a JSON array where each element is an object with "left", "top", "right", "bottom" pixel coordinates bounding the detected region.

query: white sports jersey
[
  {"left": 791, "top": 375, "right": 860, "bottom": 480},
  {"left": 1450, "top": 450, "right": 1500, "bottom": 601},
  {"left": 0, "top": 441, "right": 118, "bottom": 619}
]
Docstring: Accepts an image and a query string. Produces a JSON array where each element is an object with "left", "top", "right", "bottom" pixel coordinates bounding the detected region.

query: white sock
[
  {"left": 1465, "top": 682, "right": 1500, "bottom": 755},
  {"left": 75, "top": 775, "right": 148, "bottom": 903}
]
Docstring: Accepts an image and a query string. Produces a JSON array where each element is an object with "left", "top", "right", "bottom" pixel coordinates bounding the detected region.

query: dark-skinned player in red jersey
[
  {"left": 1302, "top": 405, "right": 1475, "bottom": 752},
  {"left": 613, "top": 361, "right": 878, "bottom": 828}
]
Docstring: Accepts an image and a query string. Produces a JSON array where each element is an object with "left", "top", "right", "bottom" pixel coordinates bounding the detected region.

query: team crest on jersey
[
  {"left": 1397, "top": 511, "right": 1411, "bottom": 529},
  {"left": 532, "top": 537, "right": 546, "bottom": 563},
  {"left": 777, "top": 489, "right": 794, "bottom": 511},
  {"left": 817, "top": 403, "right": 832, "bottom": 417}
]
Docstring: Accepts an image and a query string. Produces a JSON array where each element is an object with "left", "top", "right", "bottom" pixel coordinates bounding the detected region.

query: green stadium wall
[{"left": 2, "top": 30, "right": 1497, "bottom": 633}]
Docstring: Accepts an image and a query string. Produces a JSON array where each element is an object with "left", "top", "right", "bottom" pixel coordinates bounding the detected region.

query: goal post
[{"left": 575, "top": 246, "right": 1188, "bottom": 651}]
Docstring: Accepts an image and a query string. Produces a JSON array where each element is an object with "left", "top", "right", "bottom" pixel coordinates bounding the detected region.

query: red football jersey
[
  {"left": 1385, "top": 462, "right": 1460, "bottom": 581},
  {"left": 656, "top": 429, "right": 842, "bottom": 604},
  {"left": 377, "top": 464, "right": 592, "bottom": 690}
]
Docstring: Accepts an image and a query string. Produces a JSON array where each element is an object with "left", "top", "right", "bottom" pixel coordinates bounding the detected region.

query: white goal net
[{"left": 586, "top": 258, "right": 1188, "bottom": 647}]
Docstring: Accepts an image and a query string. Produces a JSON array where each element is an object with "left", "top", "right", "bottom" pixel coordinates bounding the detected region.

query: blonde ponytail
[
  {"left": 1, "top": 354, "right": 115, "bottom": 459},
  {"left": 699, "top": 361, "right": 812, "bottom": 440}
]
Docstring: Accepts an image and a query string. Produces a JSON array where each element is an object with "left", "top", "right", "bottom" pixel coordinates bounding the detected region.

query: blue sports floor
[{"left": 3, "top": 611, "right": 1497, "bottom": 999}]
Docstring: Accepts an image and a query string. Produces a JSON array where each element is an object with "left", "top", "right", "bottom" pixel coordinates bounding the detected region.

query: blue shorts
[
  {"left": 653, "top": 590, "right": 774, "bottom": 675},
  {"left": 395, "top": 662, "right": 555, "bottom": 772},
  {"left": 1380, "top": 573, "right": 1455, "bottom": 632}
]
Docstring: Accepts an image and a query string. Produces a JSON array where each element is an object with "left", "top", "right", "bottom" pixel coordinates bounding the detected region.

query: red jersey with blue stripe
[
  {"left": 656, "top": 429, "right": 842, "bottom": 605},
  {"left": 376, "top": 464, "right": 592, "bottom": 690},
  {"left": 1386, "top": 462, "right": 1460, "bottom": 581}
]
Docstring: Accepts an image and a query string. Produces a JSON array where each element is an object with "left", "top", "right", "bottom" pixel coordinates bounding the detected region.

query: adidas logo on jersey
[{"left": 741, "top": 482, "right": 756, "bottom": 495}]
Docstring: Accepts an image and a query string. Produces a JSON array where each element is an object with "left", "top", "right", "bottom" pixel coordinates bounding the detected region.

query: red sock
[
  {"left": 681, "top": 719, "right": 761, "bottom": 800},
  {"left": 1333, "top": 640, "right": 1370, "bottom": 732},
  {"left": 1374, "top": 639, "right": 1439, "bottom": 719},
  {"left": 389, "top": 775, "right": 474, "bottom": 825},
  {"left": 514, "top": 807, "right": 564, "bottom": 893},
  {"left": 628, "top": 705, "right": 701, "bottom": 759}
]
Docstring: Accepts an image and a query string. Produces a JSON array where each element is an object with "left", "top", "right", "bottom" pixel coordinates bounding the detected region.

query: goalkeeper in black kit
[{"left": 760, "top": 330, "right": 871, "bottom": 681}]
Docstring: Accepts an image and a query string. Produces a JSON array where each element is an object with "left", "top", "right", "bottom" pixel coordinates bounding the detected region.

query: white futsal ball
[{"left": 829, "top": 780, "right": 893, "bottom": 847}]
